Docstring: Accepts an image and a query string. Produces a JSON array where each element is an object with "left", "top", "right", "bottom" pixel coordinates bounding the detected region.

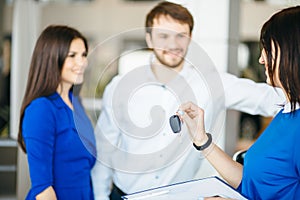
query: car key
[{"left": 169, "top": 115, "right": 181, "bottom": 133}]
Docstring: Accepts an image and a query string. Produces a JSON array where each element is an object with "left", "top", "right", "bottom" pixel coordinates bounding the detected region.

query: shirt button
[{"left": 155, "top": 175, "right": 159, "bottom": 179}]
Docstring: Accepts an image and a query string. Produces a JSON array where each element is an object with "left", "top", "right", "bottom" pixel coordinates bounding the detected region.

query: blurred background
[{"left": 0, "top": 0, "right": 299, "bottom": 199}]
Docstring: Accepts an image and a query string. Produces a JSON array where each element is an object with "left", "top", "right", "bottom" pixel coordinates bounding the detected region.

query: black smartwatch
[{"left": 193, "top": 133, "right": 212, "bottom": 151}]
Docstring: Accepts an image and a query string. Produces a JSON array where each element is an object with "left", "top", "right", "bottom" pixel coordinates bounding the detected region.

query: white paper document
[{"left": 122, "top": 176, "right": 247, "bottom": 200}]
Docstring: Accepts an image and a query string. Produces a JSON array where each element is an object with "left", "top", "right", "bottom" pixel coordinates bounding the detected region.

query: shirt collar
[
  {"left": 282, "top": 101, "right": 300, "bottom": 113},
  {"left": 148, "top": 52, "right": 191, "bottom": 80},
  {"left": 47, "top": 91, "right": 73, "bottom": 109}
]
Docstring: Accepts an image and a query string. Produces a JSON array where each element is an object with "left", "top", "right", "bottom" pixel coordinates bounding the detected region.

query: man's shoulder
[{"left": 106, "top": 66, "right": 150, "bottom": 89}]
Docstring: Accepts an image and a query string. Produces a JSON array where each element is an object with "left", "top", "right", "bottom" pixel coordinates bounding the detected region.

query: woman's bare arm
[
  {"left": 179, "top": 101, "right": 243, "bottom": 188},
  {"left": 36, "top": 186, "right": 57, "bottom": 200}
]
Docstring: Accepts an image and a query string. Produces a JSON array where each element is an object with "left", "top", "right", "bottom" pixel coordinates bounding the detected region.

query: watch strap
[{"left": 193, "top": 133, "right": 212, "bottom": 151}]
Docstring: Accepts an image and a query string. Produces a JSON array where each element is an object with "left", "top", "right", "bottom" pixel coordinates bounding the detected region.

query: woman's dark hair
[
  {"left": 145, "top": 1, "right": 194, "bottom": 35},
  {"left": 260, "top": 6, "right": 300, "bottom": 112},
  {"left": 18, "top": 25, "right": 88, "bottom": 152}
]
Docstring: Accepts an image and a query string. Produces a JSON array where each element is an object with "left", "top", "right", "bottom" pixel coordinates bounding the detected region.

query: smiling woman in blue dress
[
  {"left": 179, "top": 6, "right": 300, "bottom": 200},
  {"left": 18, "top": 25, "right": 96, "bottom": 200}
]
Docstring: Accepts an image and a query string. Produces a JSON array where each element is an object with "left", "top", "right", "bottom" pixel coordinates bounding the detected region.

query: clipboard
[{"left": 122, "top": 176, "right": 247, "bottom": 200}]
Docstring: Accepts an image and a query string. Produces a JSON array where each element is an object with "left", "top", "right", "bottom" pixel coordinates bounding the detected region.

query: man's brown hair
[{"left": 145, "top": 1, "right": 194, "bottom": 35}]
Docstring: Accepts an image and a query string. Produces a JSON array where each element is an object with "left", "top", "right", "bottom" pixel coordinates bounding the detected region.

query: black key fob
[{"left": 169, "top": 115, "right": 181, "bottom": 133}]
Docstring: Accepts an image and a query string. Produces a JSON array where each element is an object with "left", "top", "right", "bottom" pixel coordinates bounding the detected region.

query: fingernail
[{"left": 177, "top": 109, "right": 184, "bottom": 116}]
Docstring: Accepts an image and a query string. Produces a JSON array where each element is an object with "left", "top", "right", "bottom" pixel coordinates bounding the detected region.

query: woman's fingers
[{"left": 178, "top": 102, "right": 207, "bottom": 143}]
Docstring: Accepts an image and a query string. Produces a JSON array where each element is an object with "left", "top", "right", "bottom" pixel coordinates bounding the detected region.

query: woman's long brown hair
[{"left": 18, "top": 25, "right": 88, "bottom": 153}]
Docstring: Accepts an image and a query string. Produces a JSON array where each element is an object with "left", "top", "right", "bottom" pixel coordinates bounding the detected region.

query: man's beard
[{"left": 153, "top": 50, "right": 185, "bottom": 69}]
